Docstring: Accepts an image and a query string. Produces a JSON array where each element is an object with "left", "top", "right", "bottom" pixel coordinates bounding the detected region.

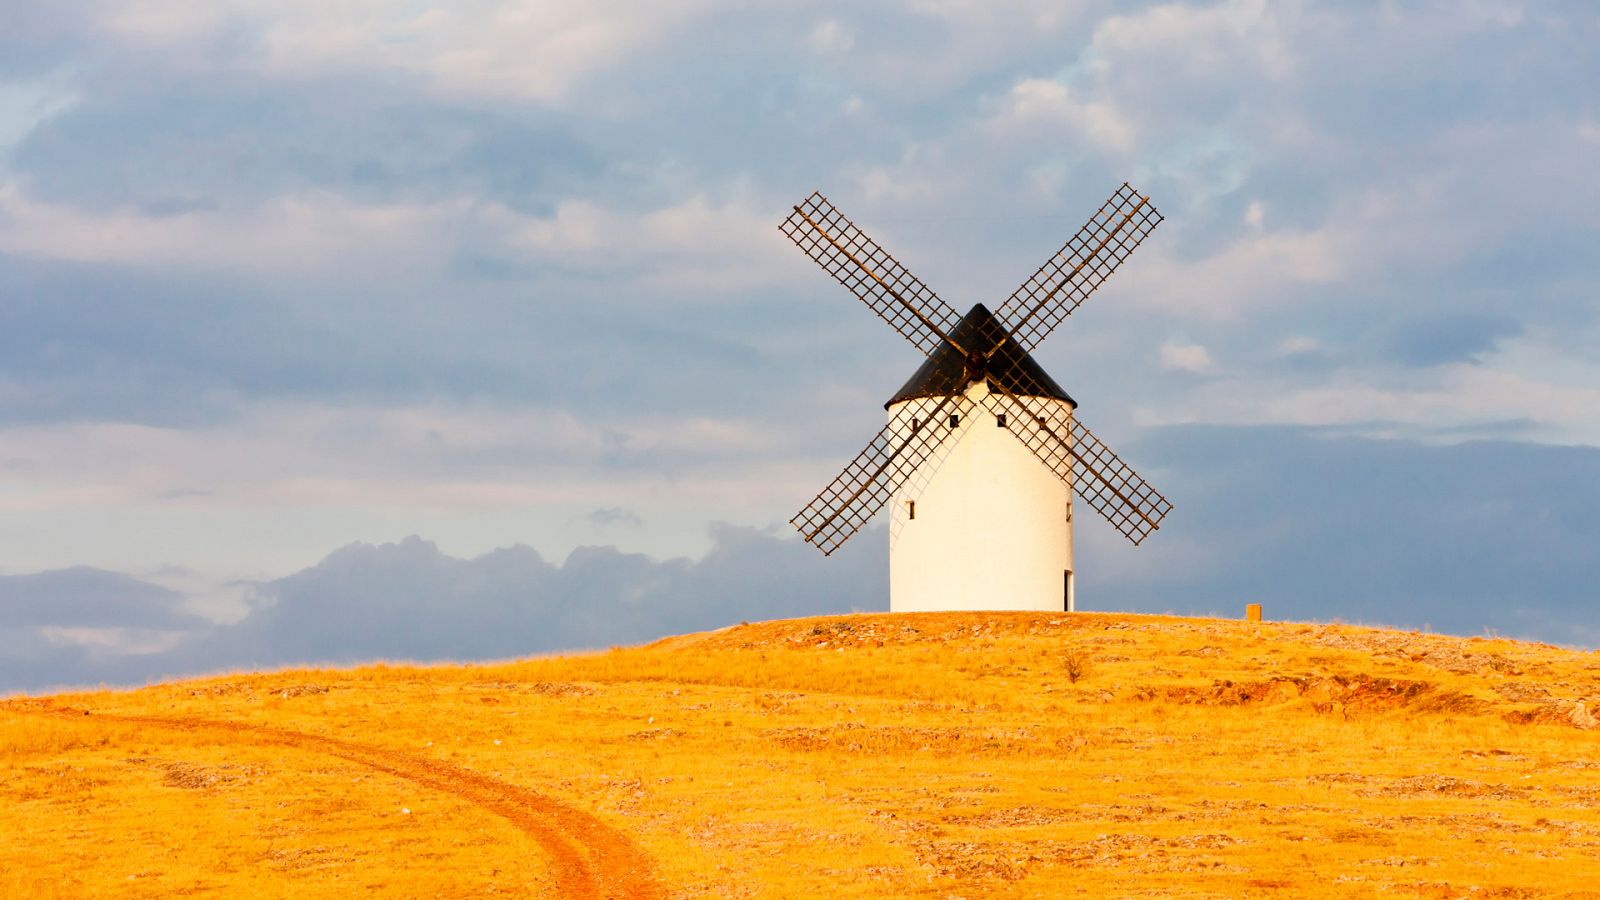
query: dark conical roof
[{"left": 884, "top": 303, "right": 1075, "bottom": 409}]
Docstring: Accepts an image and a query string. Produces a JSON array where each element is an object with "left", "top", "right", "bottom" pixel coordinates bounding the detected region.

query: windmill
[{"left": 780, "top": 184, "right": 1172, "bottom": 613}]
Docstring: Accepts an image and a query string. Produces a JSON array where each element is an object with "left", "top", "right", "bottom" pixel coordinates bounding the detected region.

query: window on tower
[{"left": 949, "top": 414, "right": 960, "bottom": 427}]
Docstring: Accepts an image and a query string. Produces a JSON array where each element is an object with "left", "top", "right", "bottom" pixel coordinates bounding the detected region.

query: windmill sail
[
  {"left": 994, "top": 183, "right": 1163, "bottom": 353},
  {"left": 781, "top": 183, "right": 1171, "bottom": 556},
  {"left": 791, "top": 394, "right": 972, "bottom": 555},
  {"left": 980, "top": 384, "right": 1172, "bottom": 545},
  {"left": 781, "top": 192, "right": 964, "bottom": 357}
]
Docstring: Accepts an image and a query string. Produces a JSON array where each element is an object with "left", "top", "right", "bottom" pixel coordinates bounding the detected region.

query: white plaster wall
[{"left": 887, "top": 381, "right": 1075, "bottom": 613}]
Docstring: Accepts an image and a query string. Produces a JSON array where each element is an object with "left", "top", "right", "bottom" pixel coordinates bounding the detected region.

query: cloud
[
  {"left": 0, "top": 566, "right": 205, "bottom": 692},
  {"left": 503, "top": 194, "right": 793, "bottom": 295},
  {"left": 0, "top": 401, "right": 795, "bottom": 512},
  {"left": 1089, "top": 0, "right": 1295, "bottom": 85},
  {"left": 0, "top": 81, "right": 79, "bottom": 152},
  {"left": 587, "top": 507, "right": 643, "bottom": 528},
  {"left": 806, "top": 19, "right": 855, "bottom": 55},
  {"left": 984, "top": 78, "right": 1135, "bottom": 153},
  {"left": 37, "top": 626, "right": 188, "bottom": 655},
  {"left": 1389, "top": 313, "right": 1521, "bottom": 367},
  {"left": 0, "top": 524, "right": 883, "bottom": 693},
  {"left": 1137, "top": 362, "right": 1600, "bottom": 447},
  {"left": 1115, "top": 191, "right": 1419, "bottom": 322},
  {"left": 0, "top": 6, "right": 99, "bottom": 78},
  {"left": 219, "top": 525, "right": 879, "bottom": 667},
  {"left": 0, "top": 183, "right": 463, "bottom": 275},
  {"left": 1158, "top": 342, "right": 1215, "bottom": 374},
  {"left": 73, "top": 0, "right": 744, "bottom": 105},
  {"left": 0, "top": 395, "right": 834, "bottom": 582},
  {"left": 1274, "top": 336, "right": 1318, "bottom": 357},
  {"left": 0, "top": 566, "right": 200, "bottom": 628},
  {"left": 1080, "top": 425, "right": 1600, "bottom": 646},
  {"left": 8, "top": 427, "right": 1600, "bottom": 694},
  {"left": 7, "top": 82, "right": 604, "bottom": 214},
  {"left": 1, "top": 0, "right": 1598, "bottom": 657},
  {"left": 0, "top": 178, "right": 789, "bottom": 315},
  {"left": 94, "top": 1, "right": 227, "bottom": 45}
]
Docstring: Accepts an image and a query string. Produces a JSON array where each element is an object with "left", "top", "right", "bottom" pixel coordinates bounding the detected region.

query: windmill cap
[{"left": 884, "top": 303, "right": 1076, "bottom": 409}]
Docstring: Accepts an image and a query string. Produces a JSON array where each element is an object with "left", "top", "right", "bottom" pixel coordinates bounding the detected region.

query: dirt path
[{"left": 22, "top": 703, "right": 664, "bottom": 900}]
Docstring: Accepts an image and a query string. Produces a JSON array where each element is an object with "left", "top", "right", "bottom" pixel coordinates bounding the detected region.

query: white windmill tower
[{"left": 780, "top": 184, "right": 1172, "bottom": 612}]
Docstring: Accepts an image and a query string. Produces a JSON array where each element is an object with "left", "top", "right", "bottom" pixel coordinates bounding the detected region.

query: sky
[{"left": 3, "top": 0, "right": 1599, "bottom": 692}]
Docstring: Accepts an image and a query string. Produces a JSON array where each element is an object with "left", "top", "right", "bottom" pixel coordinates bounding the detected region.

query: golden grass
[{"left": 4, "top": 611, "right": 1600, "bottom": 897}]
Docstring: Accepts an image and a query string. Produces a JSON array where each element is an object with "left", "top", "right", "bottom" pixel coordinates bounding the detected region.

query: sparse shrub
[{"left": 1063, "top": 649, "right": 1093, "bottom": 683}]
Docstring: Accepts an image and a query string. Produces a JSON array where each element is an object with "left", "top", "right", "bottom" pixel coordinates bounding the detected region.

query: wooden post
[{"left": 1245, "top": 603, "right": 1262, "bottom": 623}]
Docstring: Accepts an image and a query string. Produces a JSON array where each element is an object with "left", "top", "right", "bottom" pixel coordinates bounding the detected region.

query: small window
[
  {"left": 996, "top": 414, "right": 1007, "bottom": 428},
  {"left": 907, "top": 500, "right": 916, "bottom": 520},
  {"left": 911, "top": 417, "right": 922, "bottom": 432},
  {"left": 949, "top": 414, "right": 961, "bottom": 428}
]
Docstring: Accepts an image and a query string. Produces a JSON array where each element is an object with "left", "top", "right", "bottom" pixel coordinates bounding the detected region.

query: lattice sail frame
[
  {"left": 783, "top": 184, "right": 1169, "bottom": 551},
  {"left": 995, "top": 182, "right": 1163, "bottom": 354},
  {"left": 791, "top": 394, "right": 972, "bottom": 556},
  {"left": 781, "top": 192, "right": 964, "bottom": 357},
  {"left": 978, "top": 386, "right": 1172, "bottom": 545}
]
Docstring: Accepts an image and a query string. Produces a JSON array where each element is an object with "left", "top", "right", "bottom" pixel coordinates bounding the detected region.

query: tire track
[{"left": 20, "top": 703, "right": 664, "bottom": 900}]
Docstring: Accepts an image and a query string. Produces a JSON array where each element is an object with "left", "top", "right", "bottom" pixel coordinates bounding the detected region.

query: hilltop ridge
[{"left": 4, "top": 612, "right": 1599, "bottom": 897}]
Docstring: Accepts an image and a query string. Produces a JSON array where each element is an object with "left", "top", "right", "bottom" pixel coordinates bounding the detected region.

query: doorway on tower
[{"left": 1064, "top": 569, "right": 1075, "bottom": 613}]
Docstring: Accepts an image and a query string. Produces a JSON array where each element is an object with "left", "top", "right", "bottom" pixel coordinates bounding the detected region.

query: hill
[{"left": 3, "top": 611, "right": 1599, "bottom": 897}]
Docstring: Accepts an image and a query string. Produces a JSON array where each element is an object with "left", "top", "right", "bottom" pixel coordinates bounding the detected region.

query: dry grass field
[{"left": 4, "top": 611, "right": 1600, "bottom": 898}]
